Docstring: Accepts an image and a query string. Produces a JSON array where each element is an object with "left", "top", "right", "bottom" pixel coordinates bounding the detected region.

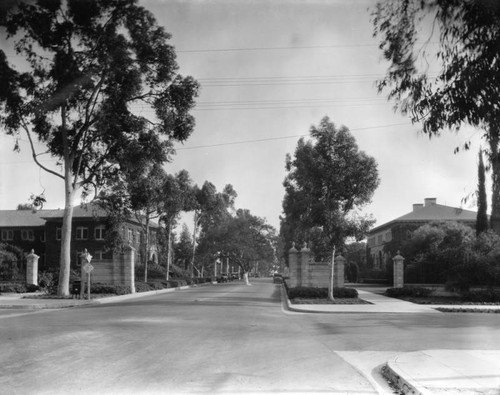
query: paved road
[{"left": 1, "top": 279, "right": 499, "bottom": 394}]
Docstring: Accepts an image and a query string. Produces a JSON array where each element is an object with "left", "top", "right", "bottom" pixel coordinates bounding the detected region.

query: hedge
[
  {"left": 287, "top": 286, "right": 358, "bottom": 299},
  {"left": 462, "top": 289, "right": 500, "bottom": 303},
  {"left": 386, "top": 286, "right": 434, "bottom": 298}
]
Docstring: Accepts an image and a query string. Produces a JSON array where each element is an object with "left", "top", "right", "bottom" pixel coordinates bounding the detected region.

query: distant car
[
  {"left": 231, "top": 273, "right": 240, "bottom": 280},
  {"left": 218, "top": 274, "right": 229, "bottom": 283},
  {"left": 273, "top": 273, "right": 283, "bottom": 284}
]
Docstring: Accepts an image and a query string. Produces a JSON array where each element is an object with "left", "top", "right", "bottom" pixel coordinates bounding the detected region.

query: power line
[{"left": 175, "top": 123, "right": 411, "bottom": 151}]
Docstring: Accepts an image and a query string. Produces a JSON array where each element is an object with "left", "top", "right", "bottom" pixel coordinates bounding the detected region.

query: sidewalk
[{"left": 0, "top": 285, "right": 192, "bottom": 309}]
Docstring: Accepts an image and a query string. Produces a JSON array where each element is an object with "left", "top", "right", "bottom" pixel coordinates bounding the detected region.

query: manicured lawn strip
[{"left": 290, "top": 297, "right": 371, "bottom": 305}]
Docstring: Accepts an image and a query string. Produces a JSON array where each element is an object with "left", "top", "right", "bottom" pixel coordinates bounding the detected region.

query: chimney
[
  {"left": 413, "top": 204, "right": 424, "bottom": 211},
  {"left": 424, "top": 198, "right": 437, "bottom": 207}
]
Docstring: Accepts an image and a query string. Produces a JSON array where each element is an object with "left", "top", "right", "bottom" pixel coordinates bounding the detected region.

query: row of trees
[{"left": 0, "top": 1, "right": 277, "bottom": 294}]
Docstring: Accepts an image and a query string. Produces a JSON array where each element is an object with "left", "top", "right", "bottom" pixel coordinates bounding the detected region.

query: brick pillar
[
  {"left": 300, "top": 244, "right": 310, "bottom": 287},
  {"left": 392, "top": 252, "right": 405, "bottom": 288},
  {"left": 334, "top": 255, "right": 346, "bottom": 288},
  {"left": 26, "top": 249, "right": 39, "bottom": 286},
  {"left": 288, "top": 243, "right": 299, "bottom": 287},
  {"left": 124, "top": 245, "right": 136, "bottom": 293}
]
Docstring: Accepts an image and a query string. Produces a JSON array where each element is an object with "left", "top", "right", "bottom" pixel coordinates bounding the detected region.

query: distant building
[
  {"left": 367, "top": 198, "right": 477, "bottom": 271},
  {"left": 0, "top": 203, "right": 159, "bottom": 272}
]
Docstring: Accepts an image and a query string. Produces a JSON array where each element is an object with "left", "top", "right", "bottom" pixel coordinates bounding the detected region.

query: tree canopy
[
  {"left": 197, "top": 209, "right": 276, "bottom": 284},
  {"left": 0, "top": 0, "right": 199, "bottom": 295},
  {"left": 280, "top": 117, "right": 379, "bottom": 260},
  {"left": 372, "top": 0, "right": 500, "bottom": 231}
]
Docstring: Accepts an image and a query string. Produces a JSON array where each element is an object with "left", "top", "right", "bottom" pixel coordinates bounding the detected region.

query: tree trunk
[
  {"left": 489, "top": 133, "right": 500, "bottom": 233},
  {"left": 57, "top": 190, "right": 75, "bottom": 296},
  {"left": 243, "top": 271, "right": 251, "bottom": 286},
  {"left": 190, "top": 211, "right": 198, "bottom": 278},
  {"left": 166, "top": 222, "right": 172, "bottom": 281},
  {"left": 57, "top": 103, "right": 75, "bottom": 297},
  {"left": 144, "top": 217, "right": 150, "bottom": 283}
]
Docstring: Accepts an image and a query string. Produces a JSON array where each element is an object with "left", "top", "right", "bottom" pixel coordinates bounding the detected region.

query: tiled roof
[
  {"left": 0, "top": 202, "right": 159, "bottom": 228},
  {"left": 370, "top": 203, "right": 477, "bottom": 234},
  {"left": 0, "top": 210, "right": 46, "bottom": 227}
]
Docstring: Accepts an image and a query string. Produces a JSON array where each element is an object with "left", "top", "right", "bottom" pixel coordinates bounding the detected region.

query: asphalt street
[{"left": 1, "top": 279, "right": 499, "bottom": 394}]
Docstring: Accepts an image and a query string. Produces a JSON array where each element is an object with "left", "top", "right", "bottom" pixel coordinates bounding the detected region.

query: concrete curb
[
  {"left": 382, "top": 360, "right": 432, "bottom": 395},
  {"left": 0, "top": 281, "right": 220, "bottom": 309}
]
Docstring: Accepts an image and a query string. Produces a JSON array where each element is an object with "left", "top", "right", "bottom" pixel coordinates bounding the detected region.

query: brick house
[
  {"left": 367, "top": 198, "right": 477, "bottom": 271},
  {"left": 0, "top": 203, "right": 159, "bottom": 273}
]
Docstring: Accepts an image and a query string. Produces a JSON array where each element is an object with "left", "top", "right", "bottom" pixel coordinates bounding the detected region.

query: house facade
[
  {"left": 0, "top": 203, "right": 159, "bottom": 273},
  {"left": 367, "top": 198, "right": 477, "bottom": 271}
]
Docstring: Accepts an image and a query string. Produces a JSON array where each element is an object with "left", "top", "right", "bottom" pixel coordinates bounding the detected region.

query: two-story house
[
  {"left": 367, "top": 198, "right": 477, "bottom": 271},
  {"left": 0, "top": 202, "right": 159, "bottom": 272}
]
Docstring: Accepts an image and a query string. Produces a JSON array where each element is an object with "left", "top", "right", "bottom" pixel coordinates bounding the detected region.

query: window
[
  {"left": 76, "top": 227, "right": 89, "bottom": 240},
  {"left": 1, "top": 230, "right": 14, "bottom": 241},
  {"left": 40, "top": 231, "right": 46, "bottom": 242},
  {"left": 94, "top": 250, "right": 103, "bottom": 260},
  {"left": 94, "top": 225, "right": 106, "bottom": 240},
  {"left": 21, "top": 229, "right": 34, "bottom": 241},
  {"left": 56, "top": 227, "right": 62, "bottom": 240},
  {"left": 128, "top": 229, "right": 133, "bottom": 242}
]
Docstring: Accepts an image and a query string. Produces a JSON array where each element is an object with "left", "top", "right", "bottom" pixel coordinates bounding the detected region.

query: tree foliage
[
  {"left": 0, "top": 0, "right": 199, "bottom": 295},
  {"left": 372, "top": 0, "right": 500, "bottom": 231},
  {"left": 280, "top": 116, "right": 379, "bottom": 260},
  {"left": 399, "top": 221, "right": 500, "bottom": 289},
  {"left": 197, "top": 209, "right": 276, "bottom": 282}
]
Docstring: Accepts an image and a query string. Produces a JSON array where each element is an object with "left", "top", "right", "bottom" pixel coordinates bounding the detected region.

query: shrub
[
  {"left": 38, "top": 271, "right": 58, "bottom": 294},
  {"left": 90, "top": 283, "right": 132, "bottom": 295},
  {"left": 462, "top": 289, "right": 500, "bottom": 303},
  {"left": 135, "top": 282, "right": 154, "bottom": 293},
  {"left": 0, "top": 282, "right": 27, "bottom": 293},
  {"left": 287, "top": 286, "right": 358, "bottom": 299},
  {"left": 26, "top": 284, "right": 40, "bottom": 292},
  {"left": 386, "top": 286, "right": 434, "bottom": 298},
  {"left": 135, "top": 263, "right": 167, "bottom": 281}
]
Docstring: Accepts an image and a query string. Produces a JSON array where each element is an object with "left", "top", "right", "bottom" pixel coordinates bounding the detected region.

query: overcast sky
[{"left": 0, "top": 0, "right": 485, "bottom": 233}]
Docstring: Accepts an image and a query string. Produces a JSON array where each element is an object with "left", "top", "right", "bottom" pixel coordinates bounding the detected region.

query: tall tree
[
  {"left": 477, "top": 149, "right": 489, "bottom": 235},
  {"left": 281, "top": 117, "right": 379, "bottom": 260},
  {"left": 160, "top": 169, "right": 195, "bottom": 280},
  {"left": 189, "top": 182, "right": 237, "bottom": 277},
  {"left": 174, "top": 224, "right": 193, "bottom": 271},
  {"left": 198, "top": 209, "right": 276, "bottom": 285},
  {"left": 128, "top": 163, "right": 168, "bottom": 282},
  {"left": 0, "top": 0, "right": 199, "bottom": 295},
  {"left": 372, "top": 0, "right": 500, "bottom": 231}
]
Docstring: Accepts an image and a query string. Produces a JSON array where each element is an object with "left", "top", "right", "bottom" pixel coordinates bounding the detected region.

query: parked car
[
  {"left": 273, "top": 273, "right": 283, "bottom": 284},
  {"left": 231, "top": 273, "right": 240, "bottom": 280},
  {"left": 218, "top": 274, "right": 229, "bottom": 283}
]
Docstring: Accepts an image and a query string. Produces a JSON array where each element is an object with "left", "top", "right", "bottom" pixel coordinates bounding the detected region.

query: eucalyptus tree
[
  {"left": 198, "top": 209, "right": 276, "bottom": 285},
  {"left": 372, "top": 0, "right": 500, "bottom": 231},
  {"left": 281, "top": 117, "right": 379, "bottom": 260},
  {"left": 189, "top": 182, "right": 237, "bottom": 277},
  {"left": 0, "top": 0, "right": 198, "bottom": 295},
  {"left": 159, "top": 170, "right": 195, "bottom": 280}
]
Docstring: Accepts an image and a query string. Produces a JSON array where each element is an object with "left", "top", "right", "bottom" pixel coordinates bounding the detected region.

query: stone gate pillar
[
  {"left": 288, "top": 243, "right": 299, "bottom": 287},
  {"left": 26, "top": 249, "right": 39, "bottom": 286},
  {"left": 392, "top": 252, "right": 405, "bottom": 288},
  {"left": 300, "top": 244, "right": 310, "bottom": 287},
  {"left": 124, "top": 245, "right": 136, "bottom": 294},
  {"left": 334, "top": 254, "right": 346, "bottom": 288}
]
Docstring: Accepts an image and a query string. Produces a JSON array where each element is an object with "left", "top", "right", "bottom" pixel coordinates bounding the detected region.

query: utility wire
[{"left": 175, "top": 123, "right": 412, "bottom": 151}]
